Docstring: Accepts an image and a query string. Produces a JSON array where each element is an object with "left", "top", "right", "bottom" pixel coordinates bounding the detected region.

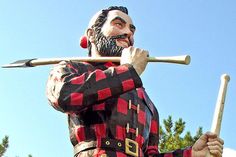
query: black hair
[{"left": 88, "top": 6, "right": 128, "bottom": 55}]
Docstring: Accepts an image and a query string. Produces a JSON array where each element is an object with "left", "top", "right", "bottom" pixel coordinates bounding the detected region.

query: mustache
[
  {"left": 110, "top": 34, "right": 128, "bottom": 40},
  {"left": 110, "top": 34, "right": 133, "bottom": 46}
]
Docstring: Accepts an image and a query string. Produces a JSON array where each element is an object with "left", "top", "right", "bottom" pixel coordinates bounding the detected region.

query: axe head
[{"left": 1, "top": 59, "right": 36, "bottom": 68}]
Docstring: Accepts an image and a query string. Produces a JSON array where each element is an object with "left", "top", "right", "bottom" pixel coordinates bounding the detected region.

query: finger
[
  {"left": 132, "top": 47, "right": 138, "bottom": 57},
  {"left": 145, "top": 51, "right": 149, "bottom": 61},
  {"left": 128, "top": 46, "right": 134, "bottom": 51},
  {"left": 121, "top": 47, "right": 128, "bottom": 55},
  {"left": 140, "top": 50, "right": 149, "bottom": 62},
  {"left": 208, "top": 137, "right": 224, "bottom": 145},
  {"left": 207, "top": 140, "right": 224, "bottom": 150},
  {"left": 209, "top": 149, "right": 222, "bottom": 157},
  {"left": 208, "top": 144, "right": 223, "bottom": 154},
  {"left": 122, "top": 47, "right": 132, "bottom": 57},
  {"left": 147, "top": 51, "right": 149, "bottom": 57},
  {"left": 198, "top": 133, "right": 208, "bottom": 143},
  {"left": 205, "top": 131, "right": 218, "bottom": 139},
  {"left": 122, "top": 46, "right": 132, "bottom": 55},
  {"left": 142, "top": 49, "right": 149, "bottom": 56}
]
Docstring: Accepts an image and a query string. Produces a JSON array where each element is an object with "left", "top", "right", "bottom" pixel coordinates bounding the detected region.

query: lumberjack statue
[{"left": 46, "top": 6, "right": 224, "bottom": 157}]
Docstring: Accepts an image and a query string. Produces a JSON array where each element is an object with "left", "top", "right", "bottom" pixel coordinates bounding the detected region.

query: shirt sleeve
[{"left": 46, "top": 61, "right": 142, "bottom": 113}]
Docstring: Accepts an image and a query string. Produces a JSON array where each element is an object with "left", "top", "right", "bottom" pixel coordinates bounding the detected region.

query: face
[
  {"left": 91, "top": 10, "right": 136, "bottom": 57},
  {"left": 101, "top": 10, "right": 136, "bottom": 48}
]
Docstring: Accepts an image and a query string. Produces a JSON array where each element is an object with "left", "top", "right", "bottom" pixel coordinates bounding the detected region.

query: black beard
[{"left": 94, "top": 32, "right": 128, "bottom": 57}]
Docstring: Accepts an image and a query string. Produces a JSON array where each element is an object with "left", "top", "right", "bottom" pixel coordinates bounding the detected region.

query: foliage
[
  {"left": 159, "top": 115, "right": 203, "bottom": 153},
  {"left": 0, "top": 135, "right": 33, "bottom": 157},
  {"left": 0, "top": 136, "right": 9, "bottom": 157}
]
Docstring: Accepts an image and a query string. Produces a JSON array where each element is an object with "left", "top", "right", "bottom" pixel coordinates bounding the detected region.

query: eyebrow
[
  {"left": 111, "top": 16, "right": 126, "bottom": 24},
  {"left": 111, "top": 16, "right": 136, "bottom": 32}
]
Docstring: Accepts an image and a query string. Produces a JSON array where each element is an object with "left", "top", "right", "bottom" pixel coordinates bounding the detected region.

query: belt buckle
[{"left": 125, "top": 138, "right": 138, "bottom": 157}]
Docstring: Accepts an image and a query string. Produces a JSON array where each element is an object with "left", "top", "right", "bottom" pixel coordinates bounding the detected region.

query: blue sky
[{"left": 0, "top": 0, "right": 235, "bottom": 156}]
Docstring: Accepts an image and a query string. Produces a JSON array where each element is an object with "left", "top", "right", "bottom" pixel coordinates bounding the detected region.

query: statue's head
[{"left": 83, "top": 6, "right": 136, "bottom": 57}]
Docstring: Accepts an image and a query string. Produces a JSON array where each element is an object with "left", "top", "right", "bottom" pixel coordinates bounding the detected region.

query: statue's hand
[
  {"left": 192, "top": 132, "right": 224, "bottom": 157},
  {"left": 120, "top": 46, "right": 149, "bottom": 75}
]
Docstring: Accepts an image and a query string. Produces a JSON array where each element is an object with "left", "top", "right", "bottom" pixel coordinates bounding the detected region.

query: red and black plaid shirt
[{"left": 46, "top": 61, "right": 192, "bottom": 157}]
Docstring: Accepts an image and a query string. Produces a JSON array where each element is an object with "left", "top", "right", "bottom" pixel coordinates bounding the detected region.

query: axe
[{"left": 1, "top": 55, "right": 190, "bottom": 68}]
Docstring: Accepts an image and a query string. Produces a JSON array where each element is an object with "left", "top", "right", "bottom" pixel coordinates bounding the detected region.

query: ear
[{"left": 86, "top": 28, "right": 95, "bottom": 43}]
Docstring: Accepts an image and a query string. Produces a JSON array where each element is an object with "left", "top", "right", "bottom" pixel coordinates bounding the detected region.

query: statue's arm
[{"left": 46, "top": 61, "right": 142, "bottom": 113}]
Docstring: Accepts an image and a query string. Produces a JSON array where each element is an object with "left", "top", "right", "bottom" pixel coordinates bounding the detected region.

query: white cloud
[{"left": 223, "top": 148, "right": 236, "bottom": 157}]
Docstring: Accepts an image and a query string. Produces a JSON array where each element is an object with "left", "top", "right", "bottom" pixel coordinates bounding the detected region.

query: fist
[
  {"left": 120, "top": 46, "right": 149, "bottom": 75},
  {"left": 192, "top": 132, "right": 224, "bottom": 157}
]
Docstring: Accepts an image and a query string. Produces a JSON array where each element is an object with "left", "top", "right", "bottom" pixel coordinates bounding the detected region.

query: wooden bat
[
  {"left": 1, "top": 55, "right": 190, "bottom": 68},
  {"left": 207, "top": 74, "right": 230, "bottom": 157}
]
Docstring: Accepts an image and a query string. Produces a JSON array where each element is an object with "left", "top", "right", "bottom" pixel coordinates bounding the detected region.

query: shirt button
[
  {"left": 117, "top": 142, "right": 122, "bottom": 147},
  {"left": 105, "top": 141, "right": 110, "bottom": 145}
]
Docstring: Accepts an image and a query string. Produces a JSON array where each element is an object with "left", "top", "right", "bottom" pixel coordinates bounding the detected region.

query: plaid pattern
[{"left": 46, "top": 61, "right": 192, "bottom": 157}]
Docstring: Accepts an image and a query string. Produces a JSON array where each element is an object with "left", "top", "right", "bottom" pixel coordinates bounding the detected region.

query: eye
[{"left": 115, "top": 22, "right": 123, "bottom": 28}]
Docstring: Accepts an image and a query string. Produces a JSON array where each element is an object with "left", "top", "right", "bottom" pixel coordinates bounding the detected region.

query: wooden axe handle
[{"left": 207, "top": 74, "right": 230, "bottom": 157}]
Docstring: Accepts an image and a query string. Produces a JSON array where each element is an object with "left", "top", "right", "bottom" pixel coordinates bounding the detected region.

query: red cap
[{"left": 80, "top": 35, "right": 88, "bottom": 49}]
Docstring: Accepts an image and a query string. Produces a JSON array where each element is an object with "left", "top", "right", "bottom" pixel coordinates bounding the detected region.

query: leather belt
[{"left": 74, "top": 138, "right": 140, "bottom": 157}]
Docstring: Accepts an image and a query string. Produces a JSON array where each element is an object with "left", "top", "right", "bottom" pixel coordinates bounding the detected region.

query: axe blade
[{"left": 2, "top": 59, "right": 36, "bottom": 68}]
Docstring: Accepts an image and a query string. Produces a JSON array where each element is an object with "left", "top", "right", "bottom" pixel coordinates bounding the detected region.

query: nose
[
  {"left": 123, "top": 26, "right": 133, "bottom": 38},
  {"left": 123, "top": 27, "right": 134, "bottom": 46}
]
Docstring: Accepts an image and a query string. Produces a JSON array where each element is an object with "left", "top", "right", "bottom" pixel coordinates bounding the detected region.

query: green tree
[
  {"left": 0, "top": 136, "right": 9, "bottom": 157},
  {"left": 0, "top": 136, "right": 33, "bottom": 157},
  {"left": 159, "top": 115, "right": 203, "bottom": 153}
]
